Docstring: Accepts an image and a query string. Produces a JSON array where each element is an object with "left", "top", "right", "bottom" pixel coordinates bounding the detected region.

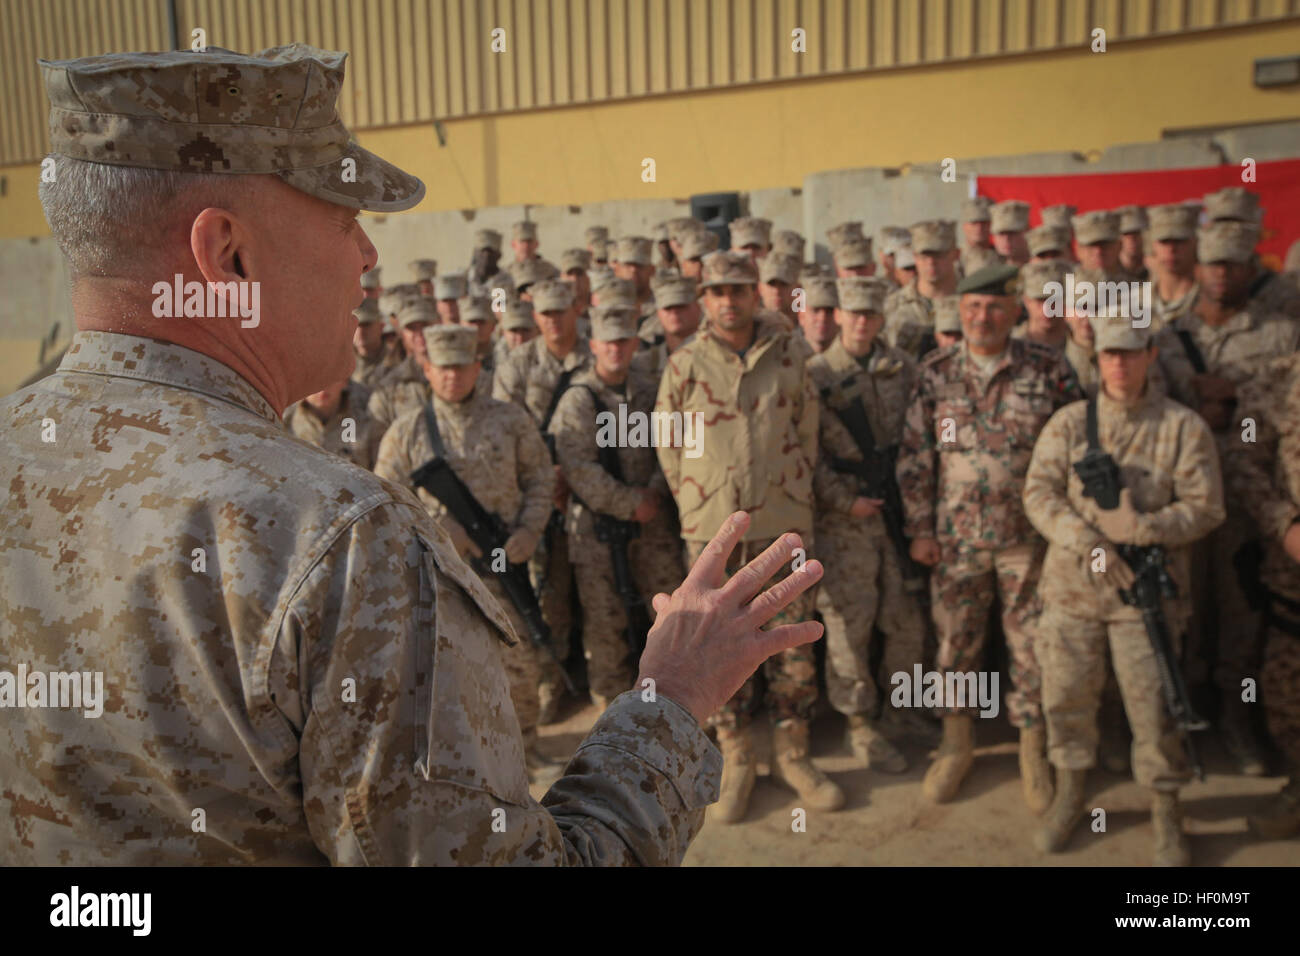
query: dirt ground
[{"left": 532, "top": 698, "right": 1299, "bottom": 866}]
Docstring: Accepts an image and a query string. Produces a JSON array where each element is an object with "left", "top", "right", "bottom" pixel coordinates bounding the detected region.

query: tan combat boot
[
  {"left": 1019, "top": 724, "right": 1054, "bottom": 815},
  {"left": 1221, "top": 695, "right": 1266, "bottom": 776},
  {"left": 711, "top": 728, "right": 757, "bottom": 825},
  {"left": 921, "top": 714, "right": 974, "bottom": 803},
  {"left": 847, "top": 714, "right": 908, "bottom": 772},
  {"left": 1033, "top": 768, "right": 1087, "bottom": 853},
  {"left": 771, "top": 720, "right": 846, "bottom": 811},
  {"left": 1247, "top": 778, "right": 1300, "bottom": 839},
  {"left": 1151, "top": 790, "right": 1191, "bottom": 866}
]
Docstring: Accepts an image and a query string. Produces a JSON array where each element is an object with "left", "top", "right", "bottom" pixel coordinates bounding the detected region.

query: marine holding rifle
[
  {"left": 548, "top": 306, "right": 686, "bottom": 713},
  {"left": 373, "top": 324, "right": 563, "bottom": 780},
  {"left": 1023, "top": 312, "right": 1225, "bottom": 866},
  {"left": 809, "top": 276, "right": 932, "bottom": 776}
]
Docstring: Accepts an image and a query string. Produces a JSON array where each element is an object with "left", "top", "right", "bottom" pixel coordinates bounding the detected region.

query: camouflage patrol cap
[
  {"left": 653, "top": 275, "right": 698, "bottom": 309},
  {"left": 1148, "top": 204, "right": 1199, "bottom": 242},
  {"left": 41, "top": 45, "right": 424, "bottom": 211},
  {"left": 729, "top": 217, "right": 772, "bottom": 248},
  {"left": 835, "top": 238, "right": 874, "bottom": 268},
  {"left": 879, "top": 226, "right": 912, "bottom": 255},
  {"left": 423, "top": 324, "right": 478, "bottom": 365},
  {"left": 964, "top": 247, "right": 1004, "bottom": 273},
  {"left": 409, "top": 258, "right": 438, "bottom": 281},
  {"left": 652, "top": 221, "right": 670, "bottom": 242},
  {"left": 1204, "top": 186, "right": 1262, "bottom": 223},
  {"left": 826, "top": 221, "right": 865, "bottom": 250},
  {"left": 1026, "top": 225, "right": 1070, "bottom": 258},
  {"left": 802, "top": 276, "right": 839, "bottom": 310},
  {"left": 502, "top": 298, "right": 536, "bottom": 331},
  {"left": 434, "top": 272, "right": 468, "bottom": 300},
  {"left": 590, "top": 238, "right": 611, "bottom": 262},
  {"left": 386, "top": 282, "right": 423, "bottom": 309},
  {"left": 933, "top": 294, "right": 962, "bottom": 333},
  {"left": 588, "top": 266, "right": 617, "bottom": 292},
  {"left": 397, "top": 297, "right": 438, "bottom": 328},
  {"left": 1091, "top": 310, "right": 1152, "bottom": 351},
  {"left": 510, "top": 257, "right": 560, "bottom": 290},
  {"left": 474, "top": 228, "right": 502, "bottom": 252},
  {"left": 596, "top": 277, "right": 638, "bottom": 309},
  {"left": 1198, "top": 221, "right": 1259, "bottom": 264},
  {"left": 680, "top": 229, "right": 720, "bottom": 260},
  {"left": 957, "top": 262, "right": 1020, "bottom": 296},
  {"left": 585, "top": 225, "right": 610, "bottom": 245},
  {"left": 991, "top": 201, "right": 1031, "bottom": 234},
  {"left": 836, "top": 277, "right": 889, "bottom": 314},
  {"left": 700, "top": 250, "right": 759, "bottom": 288},
  {"left": 666, "top": 217, "right": 703, "bottom": 243},
  {"left": 1019, "top": 259, "right": 1071, "bottom": 299},
  {"left": 614, "top": 236, "right": 653, "bottom": 265},
  {"left": 530, "top": 278, "right": 576, "bottom": 312},
  {"left": 458, "top": 294, "right": 492, "bottom": 322},
  {"left": 910, "top": 220, "right": 957, "bottom": 254},
  {"left": 353, "top": 297, "right": 382, "bottom": 325},
  {"left": 801, "top": 261, "right": 833, "bottom": 278},
  {"left": 513, "top": 221, "right": 538, "bottom": 241},
  {"left": 360, "top": 267, "right": 382, "bottom": 290},
  {"left": 590, "top": 306, "right": 640, "bottom": 341},
  {"left": 961, "top": 197, "right": 993, "bottom": 223},
  {"left": 377, "top": 291, "right": 401, "bottom": 316},
  {"left": 1115, "top": 204, "right": 1148, "bottom": 234},
  {"left": 560, "top": 248, "right": 592, "bottom": 273},
  {"left": 1073, "top": 210, "right": 1121, "bottom": 246},
  {"left": 772, "top": 230, "right": 806, "bottom": 259},
  {"left": 759, "top": 252, "right": 800, "bottom": 285},
  {"left": 1040, "top": 204, "right": 1077, "bottom": 230},
  {"left": 894, "top": 247, "right": 916, "bottom": 269}
]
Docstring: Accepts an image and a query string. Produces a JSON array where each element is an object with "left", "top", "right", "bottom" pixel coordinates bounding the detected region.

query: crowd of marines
[{"left": 284, "top": 185, "right": 1300, "bottom": 867}]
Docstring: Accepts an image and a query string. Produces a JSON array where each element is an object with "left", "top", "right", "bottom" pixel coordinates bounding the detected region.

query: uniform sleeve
[
  {"left": 1154, "top": 326, "right": 1197, "bottom": 408},
  {"left": 551, "top": 387, "right": 642, "bottom": 521},
  {"left": 291, "top": 499, "right": 720, "bottom": 866},
  {"left": 1131, "top": 413, "right": 1225, "bottom": 547},
  {"left": 1022, "top": 409, "right": 1096, "bottom": 551},
  {"left": 512, "top": 407, "right": 558, "bottom": 536},
  {"left": 492, "top": 350, "right": 526, "bottom": 407},
  {"left": 896, "top": 370, "right": 937, "bottom": 540},
  {"left": 655, "top": 359, "right": 684, "bottom": 501},
  {"left": 795, "top": 358, "right": 821, "bottom": 489},
  {"left": 813, "top": 407, "right": 861, "bottom": 516},
  {"left": 372, "top": 417, "right": 413, "bottom": 487},
  {"left": 367, "top": 387, "right": 396, "bottom": 437},
  {"left": 1225, "top": 366, "right": 1300, "bottom": 542},
  {"left": 1052, "top": 352, "right": 1085, "bottom": 409}
]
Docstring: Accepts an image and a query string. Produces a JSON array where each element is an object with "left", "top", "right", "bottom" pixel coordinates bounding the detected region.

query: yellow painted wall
[{"left": 3, "top": 21, "right": 1298, "bottom": 239}]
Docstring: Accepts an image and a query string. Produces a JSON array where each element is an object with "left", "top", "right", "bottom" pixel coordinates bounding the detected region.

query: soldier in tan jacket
[
  {"left": 350, "top": 298, "right": 391, "bottom": 388},
  {"left": 657, "top": 250, "right": 841, "bottom": 823},
  {"left": 284, "top": 379, "right": 383, "bottom": 471},
  {"left": 1024, "top": 315, "right": 1224, "bottom": 866}
]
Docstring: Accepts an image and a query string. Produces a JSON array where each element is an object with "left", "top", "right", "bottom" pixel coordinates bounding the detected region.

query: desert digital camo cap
[
  {"left": 585, "top": 225, "right": 610, "bottom": 244},
  {"left": 700, "top": 250, "right": 759, "bottom": 287},
  {"left": 772, "top": 230, "right": 806, "bottom": 259},
  {"left": 1198, "top": 221, "right": 1259, "bottom": 264},
  {"left": 1019, "top": 259, "right": 1071, "bottom": 298},
  {"left": 614, "top": 237, "right": 653, "bottom": 265},
  {"left": 910, "top": 220, "right": 956, "bottom": 254},
  {"left": 41, "top": 45, "right": 425, "bottom": 212},
  {"left": 1091, "top": 310, "right": 1153, "bottom": 351},
  {"left": 1026, "top": 225, "right": 1069, "bottom": 257},
  {"left": 1204, "top": 186, "right": 1262, "bottom": 223},
  {"left": 759, "top": 252, "right": 800, "bottom": 285},
  {"left": 991, "top": 201, "right": 1031, "bottom": 233},
  {"left": 410, "top": 258, "right": 437, "bottom": 280},
  {"left": 729, "top": 217, "right": 772, "bottom": 248},
  {"left": 826, "top": 221, "right": 865, "bottom": 250},
  {"left": 503, "top": 299, "right": 536, "bottom": 330},
  {"left": 530, "top": 278, "right": 576, "bottom": 311},
  {"left": 1115, "top": 204, "right": 1149, "bottom": 234},
  {"left": 352, "top": 298, "right": 381, "bottom": 324},
  {"left": 596, "top": 277, "right": 637, "bottom": 309},
  {"left": 1148, "top": 204, "right": 1200, "bottom": 241},
  {"left": 961, "top": 197, "right": 992, "bottom": 223},
  {"left": 1040, "top": 204, "right": 1077, "bottom": 230},
  {"left": 680, "top": 229, "right": 720, "bottom": 259},
  {"left": 653, "top": 275, "right": 699, "bottom": 309},
  {"left": 590, "top": 306, "right": 640, "bottom": 340},
  {"left": 360, "top": 267, "right": 382, "bottom": 290},
  {"left": 1073, "top": 210, "right": 1121, "bottom": 245},
  {"left": 474, "top": 228, "right": 502, "bottom": 251},
  {"left": 513, "top": 221, "right": 538, "bottom": 240},
  {"left": 560, "top": 248, "right": 592, "bottom": 272},
  {"left": 835, "top": 238, "right": 875, "bottom": 268},
  {"left": 458, "top": 294, "right": 492, "bottom": 322},
  {"left": 424, "top": 324, "right": 478, "bottom": 365},
  {"left": 836, "top": 277, "right": 889, "bottom": 313},
  {"left": 397, "top": 297, "right": 438, "bottom": 328},
  {"left": 803, "top": 276, "right": 839, "bottom": 309},
  {"left": 434, "top": 272, "right": 467, "bottom": 300}
]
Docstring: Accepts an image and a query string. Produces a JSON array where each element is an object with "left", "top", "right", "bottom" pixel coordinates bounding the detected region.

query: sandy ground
[{"left": 532, "top": 698, "right": 1300, "bottom": 866}]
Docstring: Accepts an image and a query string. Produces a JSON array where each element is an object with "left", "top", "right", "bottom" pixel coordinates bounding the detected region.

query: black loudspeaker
[{"left": 689, "top": 191, "right": 742, "bottom": 250}]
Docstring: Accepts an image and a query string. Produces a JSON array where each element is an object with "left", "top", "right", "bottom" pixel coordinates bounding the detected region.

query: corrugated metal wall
[{"left": 5, "top": 0, "right": 1300, "bottom": 165}]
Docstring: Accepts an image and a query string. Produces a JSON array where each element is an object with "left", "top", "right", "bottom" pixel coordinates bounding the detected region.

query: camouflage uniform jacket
[
  {"left": 655, "top": 312, "right": 818, "bottom": 542},
  {"left": 1152, "top": 280, "right": 1198, "bottom": 331},
  {"left": 550, "top": 366, "right": 673, "bottom": 541},
  {"left": 638, "top": 305, "right": 664, "bottom": 348},
  {"left": 492, "top": 336, "right": 593, "bottom": 428},
  {"left": 476, "top": 346, "right": 496, "bottom": 399},
  {"left": 380, "top": 352, "right": 424, "bottom": 388},
  {"left": 284, "top": 382, "right": 382, "bottom": 471},
  {"left": 809, "top": 336, "right": 917, "bottom": 519},
  {"left": 0, "top": 331, "right": 719, "bottom": 865},
  {"left": 1155, "top": 303, "right": 1300, "bottom": 446},
  {"left": 373, "top": 386, "right": 554, "bottom": 545},
  {"left": 1249, "top": 268, "right": 1300, "bottom": 320},
  {"left": 368, "top": 378, "right": 431, "bottom": 437},
  {"left": 630, "top": 340, "right": 670, "bottom": 382},
  {"left": 898, "top": 339, "right": 1082, "bottom": 548},
  {"left": 351, "top": 351, "right": 390, "bottom": 388},
  {"left": 1225, "top": 353, "right": 1300, "bottom": 603},
  {"left": 1023, "top": 387, "right": 1224, "bottom": 620},
  {"left": 883, "top": 283, "right": 937, "bottom": 357}
]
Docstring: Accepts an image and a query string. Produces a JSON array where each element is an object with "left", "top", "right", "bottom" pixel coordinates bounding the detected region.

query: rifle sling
[
  {"left": 1085, "top": 395, "right": 1101, "bottom": 454},
  {"left": 1175, "top": 329, "right": 1208, "bottom": 375}
]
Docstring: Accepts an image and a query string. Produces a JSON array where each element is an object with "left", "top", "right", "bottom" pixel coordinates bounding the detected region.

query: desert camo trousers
[
  {"left": 1040, "top": 604, "right": 1190, "bottom": 789},
  {"left": 815, "top": 522, "right": 925, "bottom": 717},
  {"left": 684, "top": 535, "right": 819, "bottom": 736},
  {"left": 930, "top": 540, "right": 1045, "bottom": 728},
  {"left": 481, "top": 574, "right": 542, "bottom": 745},
  {"left": 1262, "top": 605, "right": 1300, "bottom": 771},
  {"left": 529, "top": 520, "right": 574, "bottom": 690}
]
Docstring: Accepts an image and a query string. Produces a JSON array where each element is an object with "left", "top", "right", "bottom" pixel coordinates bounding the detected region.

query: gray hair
[{"left": 39, "top": 155, "right": 255, "bottom": 279}]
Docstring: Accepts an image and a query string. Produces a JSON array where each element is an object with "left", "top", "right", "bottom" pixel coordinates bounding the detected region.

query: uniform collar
[
  {"left": 1097, "top": 381, "right": 1159, "bottom": 418},
  {"left": 58, "top": 330, "right": 280, "bottom": 426}
]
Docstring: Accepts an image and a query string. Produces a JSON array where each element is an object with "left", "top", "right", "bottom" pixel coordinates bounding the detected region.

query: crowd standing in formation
[
  {"left": 293, "top": 183, "right": 1300, "bottom": 866},
  {"left": 5, "top": 45, "right": 1300, "bottom": 866}
]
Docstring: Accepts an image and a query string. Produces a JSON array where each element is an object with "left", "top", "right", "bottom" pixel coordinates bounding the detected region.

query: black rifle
[
  {"left": 565, "top": 384, "right": 653, "bottom": 658},
  {"left": 536, "top": 366, "right": 580, "bottom": 582},
  {"left": 410, "top": 403, "right": 575, "bottom": 693},
  {"left": 1073, "top": 398, "right": 1208, "bottom": 779},
  {"left": 821, "top": 375, "right": 929, "bottom": 603}
]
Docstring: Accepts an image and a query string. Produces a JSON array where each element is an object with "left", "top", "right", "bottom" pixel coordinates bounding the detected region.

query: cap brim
[{"left": 278, "top": 141, "right": 424, "bottom": 212}]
